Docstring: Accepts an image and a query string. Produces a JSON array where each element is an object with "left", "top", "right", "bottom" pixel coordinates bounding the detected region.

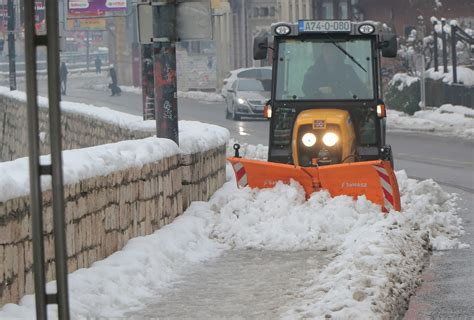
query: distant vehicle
[
  {"left": 225, "top": 78, "right": 271, "bottom": 120},
  {"left": 221, "top": 67, "right": 271, "bottom": 97}
]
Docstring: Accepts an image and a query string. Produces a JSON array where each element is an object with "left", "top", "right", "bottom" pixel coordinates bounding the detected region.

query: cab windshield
[{"left": 275, "top": 38, "right": 375, "bottom": 100}]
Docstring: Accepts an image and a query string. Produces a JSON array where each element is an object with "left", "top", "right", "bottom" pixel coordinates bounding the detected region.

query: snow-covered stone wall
[
  {"left": 0, "top": 142, "right": 227, "bottom": 307},
  {"left": 0, "top": 89, "right": 229, "bottom": 307},
  {"left": 0, "top": 93, "right": 152, "bottom": 162}
]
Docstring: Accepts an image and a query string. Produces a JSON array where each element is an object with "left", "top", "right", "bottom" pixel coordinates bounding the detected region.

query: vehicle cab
[{"left": 254, "top": 20, "right": 397, "bottom": 166}]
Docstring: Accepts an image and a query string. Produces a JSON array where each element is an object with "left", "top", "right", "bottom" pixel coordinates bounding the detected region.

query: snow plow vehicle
[{"left": 228, "top": 20, "right": 401, "bottom": 212}]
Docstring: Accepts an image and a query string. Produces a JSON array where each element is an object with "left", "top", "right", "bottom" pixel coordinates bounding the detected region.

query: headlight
[
  {"left": 322, "top": 132, "right": 338, "bottom": 147},
  {"left": 302, "top": 133, "right": 317, "bottom": 147},
  {"left": 358, "top": 24, "right": 375, "bottom": 35},
  {"left": 237, "top": 98, "right": 246, "bottom": 104},
  {"left": 275, "top": 25, "right": 291, "bottom": 35}
]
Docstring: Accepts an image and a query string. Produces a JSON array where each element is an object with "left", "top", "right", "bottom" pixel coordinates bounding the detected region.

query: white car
[{"left": 221, "top": 67, "right": 272, "bottom": 97}]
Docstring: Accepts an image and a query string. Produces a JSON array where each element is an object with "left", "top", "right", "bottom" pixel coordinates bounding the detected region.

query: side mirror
[
  {"left": 380, "top": 33, "right": 397, "bottom": 58},
  {"left": 253, "top": 36, "right": 268, "bottom": 60}
]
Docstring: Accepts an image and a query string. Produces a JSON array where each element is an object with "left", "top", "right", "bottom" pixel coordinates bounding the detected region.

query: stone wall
[
  {"left": 0, "top": 145, "right": 227, "bottom": 307},
  {"left": 0, "top": 91, "right": 228, "bottom": 307},
  {"left": 0, "top": 94, "right": 152, "bottom": 162}
]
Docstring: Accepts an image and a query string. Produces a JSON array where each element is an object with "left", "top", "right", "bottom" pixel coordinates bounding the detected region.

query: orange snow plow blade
[{"left": 228, "top": 157, "right": 401, "bottom": 212}]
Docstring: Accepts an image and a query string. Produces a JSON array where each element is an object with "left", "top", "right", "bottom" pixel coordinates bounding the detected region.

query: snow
[
  {"left": 226, "top": 138, "right": 268, "bottom": 160},
  {"left": 179, "top": 120, "right": 229, "bottom": 155},
  {"left": 389, "top": 73, "right": 419, "bottom": 91},
  {"left": 387, "top": 104, "right": 474, "bottom": 139},
  {"left": 425, "top": 66, "right": 474, "bottom": 86},
  {"left": 0, "top": 86, "right": 230, "bottom": 154},
  {"left": 0, "top": 138, "right": 179, "bottom": 203},
  {"left": 178, "top": 90, "right": 224, "bottom": 102},
  {"left": 0, "top": 151, "right": 465, "bottom": 319},
  {"left": 82, "top": 82, "right": 224, "bottom": 102}
]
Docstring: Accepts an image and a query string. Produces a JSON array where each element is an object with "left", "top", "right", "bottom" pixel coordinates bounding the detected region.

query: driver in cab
[{"left": 302, "top": 44, "right": 368, "bottom": 99}]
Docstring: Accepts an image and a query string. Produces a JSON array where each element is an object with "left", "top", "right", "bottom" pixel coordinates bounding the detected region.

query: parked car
[
  {"left": 221, "top": 67, "right": 272, "bottom": 97},
  {"left": 225, "top": 78, "right": 271, "bottom": 120}
]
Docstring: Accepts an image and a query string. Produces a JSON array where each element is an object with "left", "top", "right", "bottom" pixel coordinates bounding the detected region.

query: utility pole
[
  {"left": 7, "top": 0, "right": 16, "bottom": 90},
  {"left": 432, "top": 20, "right": 439, "bottom": 72},
  {"left": 450, "top": 24, "right": 457, "bottom": 84},
  {"left": 416, "top": 16, "right": 426, "bottom": 110},
  {"left": 86, "top": 30, "right": 90, "bottom": 71},
  {"left": 137, "top": 0, "right": 212, "bottom": 142},
  {"left": 441, "top": 18, "right": 448, "bottom": 73},
  {"left": 153, "top": 2, "right": 179, "bottom": 144}
]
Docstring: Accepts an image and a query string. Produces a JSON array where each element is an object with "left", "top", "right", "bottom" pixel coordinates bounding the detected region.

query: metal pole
[
  {"left": 23, "top": 0, "right": 47, "bottom": 318},
  {"left": 433, "top": 21, "right": 438, "bottom": 72},
  {"left": 153, "top": 1, "right": 179, "bottom": 144},
  {"left": 86, "top": 30, "right": 90, "bottom": 71},
  {"left": 451, "top": 25, "right": 457, "bottom": 84},
  {"left": 7, "top": 0, "right": 16, "bottom": 90},
  {"left": 45, "top": 0, "right": 70, "bottom": 318},
  {"left": 420, "top": 54, "right": 426, "bottom": 109},
  {"left": 441, "top": 18, "right": 448, "bottom": 73},
  {"left": 416, "top": 16, "right": 426, "bottom": 110}
]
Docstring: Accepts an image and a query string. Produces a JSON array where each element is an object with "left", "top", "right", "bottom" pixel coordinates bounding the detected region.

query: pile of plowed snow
[
  {"left": 0, "top": 159, "right": 465, "bottom": 319},
  {"left": 387, "top": 104, "right": 474, "bottom": 139}
]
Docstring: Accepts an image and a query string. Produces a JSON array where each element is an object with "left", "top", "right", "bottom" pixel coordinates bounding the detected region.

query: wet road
[{"left": 13, "top": 75, "right": 474, "bottom": 318}]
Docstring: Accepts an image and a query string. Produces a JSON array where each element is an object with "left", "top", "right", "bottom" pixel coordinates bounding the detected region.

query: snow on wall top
[
  {"left": 0, "top": 86, "right": 230, "bottom": 155},
  {"left": 0, "top": 137, "right": 180, "bottom": 203},
  {"left": 0, "top": 87, "right": 230, "bottom": 202}
]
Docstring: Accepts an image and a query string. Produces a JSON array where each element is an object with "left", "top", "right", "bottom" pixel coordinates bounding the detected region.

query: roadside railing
[{"left": 426, "top": 79, "right": 474, "bottom": 108}]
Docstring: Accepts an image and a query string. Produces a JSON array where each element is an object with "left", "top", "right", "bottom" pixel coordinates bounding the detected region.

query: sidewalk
[{"left": 405, "top": 187, "right": 474, "bottom": 319}]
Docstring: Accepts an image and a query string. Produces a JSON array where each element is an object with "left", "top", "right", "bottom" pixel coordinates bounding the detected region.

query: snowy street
[
  {"left": 10, "top": 74, "right": 472, "bottom": 193},
  {"left": 0, "top": 75, "right": 472, "bottom": 318},
  {"left": 1, "top": 0, "right": 474, "bottom": 318}
]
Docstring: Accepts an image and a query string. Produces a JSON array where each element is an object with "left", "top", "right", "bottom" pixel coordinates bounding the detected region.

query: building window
[
  {"left": 253, "top": 7, "right": 259, "bottom": 17},
  {"left": 338, "top": 1, "right": 348, "bottom": 19},
  {"left": 321, "top": 1, "right": 334, "bottom": 19},
  {"left": 270, "top": 6, "right": 276, "bottom": 17},
  {"left": 260, "top": 7, "right": 269, "bottom": 17}
]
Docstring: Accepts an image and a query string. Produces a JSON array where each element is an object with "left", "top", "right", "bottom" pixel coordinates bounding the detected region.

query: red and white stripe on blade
[
  {"left": 373, "top": 164, "right": 395, "bottom": 212},
  {"left": 232, "top": 161, "right": 248, "bottom": 188}
]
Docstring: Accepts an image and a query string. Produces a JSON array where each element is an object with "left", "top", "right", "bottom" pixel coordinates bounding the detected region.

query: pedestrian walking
[
  {"left": 60, "top": 62, "right": 68, "bottom": 95},
  {"left": 95, "top": 55, "right": 102, "bottom": 74},
  {"left": 108, "top": 65, "right": 121, "bottom": 96}
]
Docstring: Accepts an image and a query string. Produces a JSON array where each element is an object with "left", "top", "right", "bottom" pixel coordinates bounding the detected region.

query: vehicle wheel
[{"left": 232, "top": 103, "right": 241, "bottom": 121}]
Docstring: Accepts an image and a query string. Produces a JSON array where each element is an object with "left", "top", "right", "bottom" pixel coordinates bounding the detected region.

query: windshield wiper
[{"left": 330, "top": 41, "right": 367, "bottom": 73}]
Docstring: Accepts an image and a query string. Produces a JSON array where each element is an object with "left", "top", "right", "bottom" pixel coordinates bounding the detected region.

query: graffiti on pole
[
  {"left": 142, "top": 44, "right": 155, "bottom": 120},
  {"left": 153, "top": 42, "right": 178, "bottom": 143}
]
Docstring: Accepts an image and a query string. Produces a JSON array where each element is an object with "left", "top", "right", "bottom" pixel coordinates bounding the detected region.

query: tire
[{"left": 231, "top": 103, "right": 241, "bottom": 121}]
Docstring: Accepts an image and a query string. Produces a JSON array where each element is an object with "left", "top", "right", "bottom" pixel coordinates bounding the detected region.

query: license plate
[
  {"left": 299, "top": 20, "right": 351, "bottom": 33},
  {"left": 313, "top": 120, "right": 326, "bottom": 129}
]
